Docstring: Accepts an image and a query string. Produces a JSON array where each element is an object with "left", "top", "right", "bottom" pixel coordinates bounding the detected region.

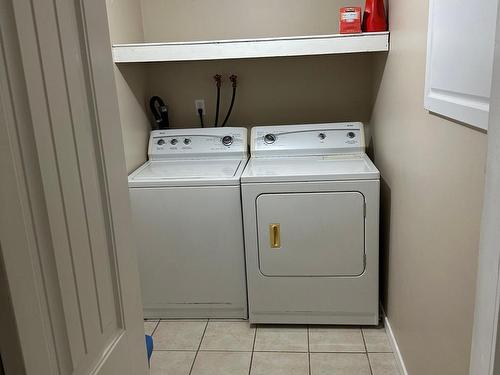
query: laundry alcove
[{"left": 105, "top": 0, "right": 389, "bottom": 172}]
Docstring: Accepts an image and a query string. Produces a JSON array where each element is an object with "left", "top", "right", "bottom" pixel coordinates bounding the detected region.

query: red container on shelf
[
  {"left": 339, "top": 7, "right": 362, "bottom": 34},
  {"left": 362, "top": 0, "right": 387, "bottom": 32}
]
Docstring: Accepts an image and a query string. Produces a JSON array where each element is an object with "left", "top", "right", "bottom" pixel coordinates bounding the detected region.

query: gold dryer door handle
[{"left": 269, "top": 224, "right": 281, "bottom": 249}]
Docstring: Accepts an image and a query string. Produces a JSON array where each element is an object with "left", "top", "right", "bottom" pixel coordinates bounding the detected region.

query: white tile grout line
[
  {"left": 195, "top": 349, "right": 255, "bottom": 353},
  {"left": 154, "top": 349, "right": 380, "bottom": 353},
  {"left": 306, "top": 350, "right": 369, "bottom": 354},
  {"left": 188, "top": 320, "right": 209, "bottom": 375},
  {"left": 361, "top": 328, "right": 374, "bottom": 375},
  {"left": 147, "top": 321, "right": 159, "bottom": 367},
  {"left": 150, "top": 320, "right": 160, "bottom": 336},
  {"left": 248, "top": 324, "right": 257, "bottom": 375},
  {"left": 150, "top": 349, "right": 392, "bottom": 354},
  {"left": 307, "top": 326, "right": 312, "bottom": 375}
]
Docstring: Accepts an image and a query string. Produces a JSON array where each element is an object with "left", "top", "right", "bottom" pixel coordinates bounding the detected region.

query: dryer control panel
[
  {"left": 251, "top": 122, "right": 365, "bottom": 157},
  {"left": 149, "top": 127, "right": 248, "bottom": 160}
]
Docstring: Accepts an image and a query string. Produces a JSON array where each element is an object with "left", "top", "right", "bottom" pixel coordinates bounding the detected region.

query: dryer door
[{"left": 256, "top": 192, "right": 365, "bottom": 277}]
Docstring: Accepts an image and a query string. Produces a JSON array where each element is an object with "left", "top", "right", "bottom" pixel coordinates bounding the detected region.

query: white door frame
[
  {"left": 0, "top": 0, "right": 147, "bottom": 373},
  {"left": 470, "top": 1, "right": 500, "bottom": 374}
]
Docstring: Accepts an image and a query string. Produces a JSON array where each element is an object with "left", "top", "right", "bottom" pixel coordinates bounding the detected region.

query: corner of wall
[
  {"left": 106, "top": 0, "right": 150, "bottom": 173},
  {"left": 113, "top": 65, "right": 151, "bottom": 172}
]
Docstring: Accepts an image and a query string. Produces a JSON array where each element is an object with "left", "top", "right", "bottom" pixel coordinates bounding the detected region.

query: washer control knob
[
  {"left": 184, "top": 138, "right": 191, "bottom": 145},
  {"left": 264, "top": 134, "right": 276, "bottom": 144},
  {"left": 170, "top": 138, "right": 178, "bottom": 145},
  {"left": 222, "top": 135, "right": 233, "bottom": 146},
  {"left": 347, "top": 132, "right": 356, "bottom": 139},
  {"left": 157, "top": 139, "right": 166, "bottom": 146},
  {"left": 318, "top": 133, "right": 326, "bottom": 140}
]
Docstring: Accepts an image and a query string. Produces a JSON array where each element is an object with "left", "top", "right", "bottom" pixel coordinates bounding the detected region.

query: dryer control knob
[
  {"left": 347, "top": 132, "right": 356, "bottom": 139},
  {"left": 222, "top": 135, "right": 233, "bottom": 146},
  {"left": 170, "top": 138, "right": 178, "bottom": 145},
  {"left": 157, "top": 139, "right": 166, "bottom": 146},
  {"left": 184, "top": 138, "right": 191, "bottom": 145},
  {"left": 264, "top": 134, "right": 276, "bottom": 144}
]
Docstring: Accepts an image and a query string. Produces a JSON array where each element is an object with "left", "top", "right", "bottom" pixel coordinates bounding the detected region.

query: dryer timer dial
[
  {"left": 264, "top": 134, "right": 276, "bottom": 144},
  {"left": 222, "top": 135, "right": 234, "bottom": 146}
]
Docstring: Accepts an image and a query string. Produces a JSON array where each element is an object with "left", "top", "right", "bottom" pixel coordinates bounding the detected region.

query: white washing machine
[
  {"left": 241, "top": 122, "right": 380, "bottom": 325},
  {"left": 128, "top": 127, "right": 248, "bottom": 319}
]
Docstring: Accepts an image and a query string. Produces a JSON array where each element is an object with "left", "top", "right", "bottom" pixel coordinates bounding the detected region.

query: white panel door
[
  {"left": 256, "top": 192, "right": 366, "bottom": 277},
  {"left": 0, "top": 0, "right": 148, "bottom": 374},
  {"left": 424, "top": 0, "right": 498, "bottom": 130}
]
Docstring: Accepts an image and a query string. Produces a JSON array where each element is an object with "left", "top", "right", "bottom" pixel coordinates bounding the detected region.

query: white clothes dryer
[
  {"left": 241, "top": 123, "right": 379, "bottom": 325},
  {"left": 128, "top": 128, "right": 248, "bottom": 319}
]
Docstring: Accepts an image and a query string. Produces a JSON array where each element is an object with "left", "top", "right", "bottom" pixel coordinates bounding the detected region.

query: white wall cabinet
[{"left": 424, "top": 0, "right": 498, "bottom": 131}]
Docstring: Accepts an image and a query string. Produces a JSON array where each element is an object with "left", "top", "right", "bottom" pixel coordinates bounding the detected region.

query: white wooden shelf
[{"left": 112, "top": 32, "right": 389, "bottom": 63}]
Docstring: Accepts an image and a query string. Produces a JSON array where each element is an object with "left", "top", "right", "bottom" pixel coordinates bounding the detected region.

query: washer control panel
[
  {"left": 149, "top": 127, "right": 247, "bottom": 160},
  {"left": 251, "top": 122, "right": 365, "bottom": 157}
]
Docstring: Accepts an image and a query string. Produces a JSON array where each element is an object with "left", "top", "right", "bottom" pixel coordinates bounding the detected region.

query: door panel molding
[{"left": 424, "top": 0, "right": 497, "bottom": 130}]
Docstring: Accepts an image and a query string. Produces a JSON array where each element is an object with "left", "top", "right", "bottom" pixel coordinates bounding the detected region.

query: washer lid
[
  {"left": 128, "top": 158, "right": 246, "bottom": 187},
  {"left": 241, "top": 153, "right": 379, "bottom": 183}
]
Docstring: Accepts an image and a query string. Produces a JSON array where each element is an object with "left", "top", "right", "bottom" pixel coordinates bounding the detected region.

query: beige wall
[
  {"left": 141, "top": 0, "right": 363, "bottom": 42},
  {"left": 370, "top": 0, "right": 487, "bottom": 374},
  {"left": 111, "top": 0, "right": 375, "bottom": 167},
  {"left": 139, "top": 0, "right": 375, "bottom": 129},
  {"left": 106, "top": 0, "right": 151, "bottom": 172},
  {"left": 146, "top": 54, "right": 378, "bottom": 129}
]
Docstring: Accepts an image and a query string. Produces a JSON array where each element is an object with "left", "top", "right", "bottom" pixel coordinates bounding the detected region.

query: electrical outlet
[{"left": 195, "top": 99, "right": 206, "bottom": 115}]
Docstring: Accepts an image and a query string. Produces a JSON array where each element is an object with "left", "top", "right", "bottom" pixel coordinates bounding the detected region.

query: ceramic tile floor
[{"left": 145, "top": 319, "right": 400, "bottom": 375}]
